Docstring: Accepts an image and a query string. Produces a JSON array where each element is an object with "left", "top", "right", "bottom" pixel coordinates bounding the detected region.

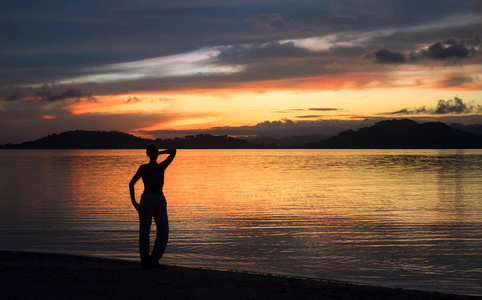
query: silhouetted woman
[{"left": 129, "top": 144, "right": 176, "bottom": 268}]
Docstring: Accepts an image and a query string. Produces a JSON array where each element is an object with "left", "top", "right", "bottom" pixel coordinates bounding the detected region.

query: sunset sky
[{"left": 1, "top": 0, "right": 481, "bottom": 144}]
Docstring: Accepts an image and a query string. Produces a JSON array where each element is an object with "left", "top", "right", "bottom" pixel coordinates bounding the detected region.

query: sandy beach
[{"left": 0, "top": 251, "right": 478, "bottom": 300}]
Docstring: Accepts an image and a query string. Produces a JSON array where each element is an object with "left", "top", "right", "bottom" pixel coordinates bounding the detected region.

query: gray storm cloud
[
  {"left": 382, "top": 97, "right": 482, "bottom": 115},
  {"left": 368, "top": 39, "right": 477, "bottom": 65},
  {"left": 1, "top": 83, "right": 96, "bottom": 103}
]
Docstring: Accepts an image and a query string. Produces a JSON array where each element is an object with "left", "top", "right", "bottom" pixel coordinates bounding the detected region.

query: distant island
[
  {"left": 0, "top": 131, "right": 263, "bottom": 149},
  {"left": 306, "top": 119, "right": 482, "bottom": 149},
  {"left": 1, "top": 119, "right": 481, "bottom": 149}
]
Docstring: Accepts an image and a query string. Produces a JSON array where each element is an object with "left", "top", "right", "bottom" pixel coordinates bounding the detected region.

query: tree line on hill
[
  {"left": 0, "top": 131, "right": 266, "bottom": 149},
  {"left": 1, "top": 119, "right": 481, "bottom": 149}
]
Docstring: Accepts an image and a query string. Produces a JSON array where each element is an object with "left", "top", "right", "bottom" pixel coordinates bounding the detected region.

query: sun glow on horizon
[{"left": 62, "top": 87, "right": 482, "bottom": 136}]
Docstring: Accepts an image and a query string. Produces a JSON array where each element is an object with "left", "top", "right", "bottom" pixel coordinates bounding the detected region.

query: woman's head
[{"left": 146, "top": 144, "right": 159, "bottom": 159}]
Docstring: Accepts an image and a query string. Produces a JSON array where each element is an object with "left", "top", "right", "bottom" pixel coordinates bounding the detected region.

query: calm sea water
[{"left": 0, "top": 149, "right": 481, "bottom": 295}]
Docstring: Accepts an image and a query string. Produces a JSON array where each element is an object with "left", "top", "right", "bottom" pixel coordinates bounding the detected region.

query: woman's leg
[
  {"left": 150, "top": 195, "right": 169, "bottom": 264},
  {"left": 138, "top": 193, "right": 153, "bottom": 266}
]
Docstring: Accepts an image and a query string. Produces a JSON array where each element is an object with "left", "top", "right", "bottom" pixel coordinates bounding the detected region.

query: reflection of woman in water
[{"left": 129, "top": 144, "right": 176, "bottom": 268}]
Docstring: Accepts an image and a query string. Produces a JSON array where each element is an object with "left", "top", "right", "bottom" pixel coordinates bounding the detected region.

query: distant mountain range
[
  {"left": 449, "top": 123, "right": 482, "bottom": 135},
  {"left": 0, "top": 131, "right": 262, "bottom": 149},
  {"left": 1, "top": 119, "right": 481, "bottom": 149},
  {"left": 245, "top": 134, "right": 331, "bottom": 146},
  {"left": 306, "top": 119, "right": 482, "bottom": 149}
]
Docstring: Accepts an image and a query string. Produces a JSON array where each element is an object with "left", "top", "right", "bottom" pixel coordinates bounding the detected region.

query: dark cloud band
[{"left": 380, "top": 97, "right": 482, "bottom": 115}]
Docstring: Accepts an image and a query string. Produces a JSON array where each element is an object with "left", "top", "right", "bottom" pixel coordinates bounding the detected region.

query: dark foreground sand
[{"left": 0, "top": 251, "right": 478, "bottom": 300}]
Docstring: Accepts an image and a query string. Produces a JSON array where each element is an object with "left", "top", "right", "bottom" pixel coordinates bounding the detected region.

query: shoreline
[{"left": 1, "top": 251, "right": 479, "bottom": 300}]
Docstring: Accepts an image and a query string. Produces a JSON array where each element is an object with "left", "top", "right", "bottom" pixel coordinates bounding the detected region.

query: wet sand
[{"left": 0, "top": 251, "right": 478, "bottom": 300}]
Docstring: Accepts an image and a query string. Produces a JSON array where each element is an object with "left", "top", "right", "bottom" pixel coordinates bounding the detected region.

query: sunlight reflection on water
[{"left": 0, "top": 149, "right": 481, "bottom": 295}]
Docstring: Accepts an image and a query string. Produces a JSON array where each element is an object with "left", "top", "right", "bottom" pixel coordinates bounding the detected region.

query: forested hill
[
  {"left": 1, "top": 131, "right": 150, "bottom": 149},
  {"left": 0, "top": 131, "right": 268, "bottom": 149},
  {"left": 306, "top": 119, "right": 482, "bottom": 149},
  {"left": 1, "top": 119, "right": 481, "bottom": 149}
]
